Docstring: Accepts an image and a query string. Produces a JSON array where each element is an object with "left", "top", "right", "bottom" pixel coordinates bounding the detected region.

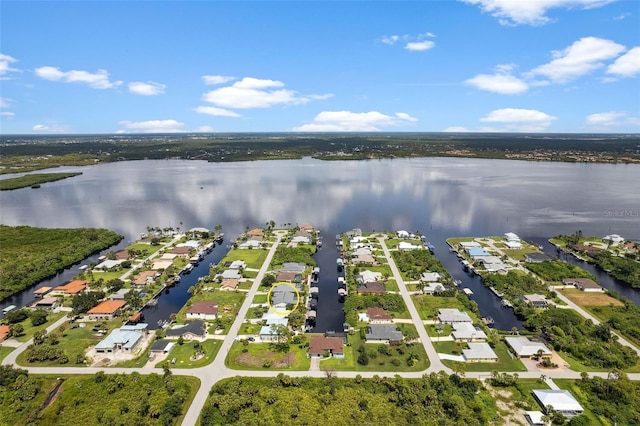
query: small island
[{"left": 0, "top": 172, "right": 82, "bottom": 191}]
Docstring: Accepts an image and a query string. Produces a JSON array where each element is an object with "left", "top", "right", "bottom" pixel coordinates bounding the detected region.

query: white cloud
[
  {"left": 405, "top": 41, "right": 435, "bottom": 51},
  {"left": 613, "top": 12, "right": 630, "bottom": 20},
  {"left": 480, "top": 108, "right": 557, "bottom": 132},
  {"left": 606, "top": 47, "right": 640, "bottom": 78},
  {"left": 35, "top": 66, "right": 122, "bottom": 89},
  {"left": 293, "top": 110, "right": 417, "bottom": 132},
  {"left": 202, "top": 75, "right": 236, "bottom": 85},
  {"left": 0, "top": 111, "right": 15, "bottom": 119},
  {"left": 0, "top": 97, "right": 11, "bottom": 108},
  {"left": 202, "top": 77, "right": 331, "bottom": 109},
  {"left": 381, "top": 35, "right": 400, "bottom": 45},
  {"left": 528, "top": 37, "right": 625, "bottom": 83},
  {"left": 119, "top": 119, "right": 185, "bottom": 133},
  {"left": 443, "top": 126, "right": 470, "bottom": 132},
  {"left": 465, "top": 71, "right": 529, "bottom": 94},
  {"left": 128, "top": 81, "right": 166, "bottom": 96},
  {"left": 586, "top": 111, "right": 640, "bottom": 128},
  {"left": 196, "top": 126, "right": 215, "bottom": 132},
  {"left": 461, "top": 0, "right": 615, "bottom": 26},
  {"left": 32, "top": 123, "right": 67, "bottom": 132},
  {"left": 193, "top": 106, "right": 241, "bottom": 117},
  {"left": 0, "top": 53, "right": 19, "bottom": 77}
]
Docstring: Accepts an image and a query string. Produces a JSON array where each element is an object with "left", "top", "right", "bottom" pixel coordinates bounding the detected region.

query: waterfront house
[
  {"left": 505, "top": 336, "right": 552, "bottom": 358},
  {"left": 396, "top": 230, "right": 409, "bottom": 239},
  {"left": 247, "top": 228, "right": 264, "bottom": 237},
  {"left": 94, "top": 323, "right": 148, "bottom": 354},
  {"left": 504, "top": 232, "right": 521, "bottom": 248},
  {"left": 239, "top": 239, "right": 261, "bottom": 249},
  {"left": 50, "top": 280, "right": 87, "bottom": 296},
  {"left": 32, "top": 296, "right": 60, "bottom": 311},
  {"left": 186, "top": 301, "right": 219, "bottom": 320},
  {"left": 420, "top": 272, "right": 442, "bottom": 282},
  {"left": 33, "top": 287, "right": 52, "bottom": 297},
  {"left": 603, "top": 234, "right": 624, "bottom": 244},
  {"left": 308, "top": 336, "right": 344, "bottom": 358},
  {"left": 398, "top": 241, "right": 422, "bottom": 250},
  {"left": 463, "top": 342, "right": 498, "bottom": 363},
  {"left": 165, "top": 320, "right": 206, "bottom": 340},
  {"left": 524, "top": 252, "right": 553, "bottom": 263},
  {"left": 353, "top": 254, "right": 376, "bottom": 265},
  {"left": 358, "top": 270, "right": 382, "bottom": 284},
  {"left": 280, "top": 262, "right": 307, "bottom": 274},
  {"left": 228, "top": 260, "right": 247, "bottom": 270},
  {"left": 95, "top": 259, "right": 126, "bottom": 270},
  {"left": 87, "top": 300, "right": 127, "bottom": 321},
  {"left": 451, "top": 322, "right": 487, "bottom": 342},
  {"left": 522, "top": 294, "right": 551, "bottom": 308},
  {"left": 115, "top": 250, "right": 131, "bottom": 260},
  {"left": 220, "top": 278, "right": 239, "bottom": 291},
  {"left": 532, "top": 390, "right": 583, "bottom": 419},
  {"left": 366, "top": 307, "right": 393, "bottom": 324},
  {"left": 562, "top": 278, "right": 603, "bottom": 292},
  {"left": 133, "top": 270, "right": 160, "bottom": 288},
  {"left": 569, "top": 244, "right": 601, "bottom": 256},
  {"left": 276, "top": 271, "right": 303, "bottom": 283},
  {"left": 365, "top": 324, "right": 403, "bottom": 344},
  {"left": 170, "top": 246, "right": 192, "bottom": 256},
  {"left": 108, "top": 288, "right": 130, "bottom": 301},
  {"left": 468, "top": 247, "right": 491, "bottom": 258},
  {"left": 219, "top": 269, "right": 242, "bottom": 280},
  {"left": 422, "top": 282, "right": 445, "bottom": 294},
  {"left": 438, "top": 308, "right": 472, "bottom": 324},
  {"left": 356, "top": 282, "right": 387, "bottom": 295},
  {"left": 151, "top": 259, "right": 174, "bottom": 271}
]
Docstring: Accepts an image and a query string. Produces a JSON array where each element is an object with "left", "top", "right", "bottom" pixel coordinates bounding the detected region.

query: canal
[{"left": 310, "top": 230, "right": 344, "bottom": 333}]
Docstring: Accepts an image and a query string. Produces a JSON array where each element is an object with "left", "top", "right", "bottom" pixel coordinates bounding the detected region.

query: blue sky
[{"left": 1, "top": 0, "right": 639, "bottom": 134}]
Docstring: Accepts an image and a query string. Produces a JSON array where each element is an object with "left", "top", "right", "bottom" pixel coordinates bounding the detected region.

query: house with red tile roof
[
  {"left": 87, "top": 300, "right": 127, "bottom": 321},
  {"left": 308, "top": 336, "right": 344, "bottom": 358},
  {"left": 50, "top": 280, "right": 87, "bottom": 296}
]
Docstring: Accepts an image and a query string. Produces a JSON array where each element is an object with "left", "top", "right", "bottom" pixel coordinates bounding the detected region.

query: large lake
[{"left": 1, "top": 157, "right": 639, "bottom": 329}]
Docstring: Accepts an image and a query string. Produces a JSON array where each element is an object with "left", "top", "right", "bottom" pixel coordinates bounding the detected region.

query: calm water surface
[{"left": 2, "top": 158, "right": 638, "bottom": 329}]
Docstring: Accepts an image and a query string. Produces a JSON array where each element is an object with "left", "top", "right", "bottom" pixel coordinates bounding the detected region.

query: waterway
[{"left": 1, "top": 157, "right": 638, "bottom": 330}]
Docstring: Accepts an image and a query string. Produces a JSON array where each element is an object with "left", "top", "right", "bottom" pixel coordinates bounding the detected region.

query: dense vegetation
[
  {"left": 567, "top": 373, "right": 640, "bottom": 424},
  {"left": 200, "top": 374, "right": 498, "bottom": 425},
  {"left": 0, "top": 172, "right": 82, "bottom": 190},
  {"left": 591, "top": 300, "right": 640, "bottom": 347},
  {"left": 483, "top": 270, "right": 547, "bottom": 297},
  {"left": 525, "top": 260, "right": 596, "bottom": 282},
  {"left": 0, "top": 366, "right": 198, "bottom": 426},
  {"left": 2, "top": 133, "right": 638, "bottom": 175},
  {"left": 0, "top": 225, "right": 123, "bottom": 301},
  {"left": 270, "top": 246, "right": 316, "bottom": 269},
  {"left": 524, "top": 309, "right": 638, "bottom": 369},
  {"left": 590, "top": 250, "right": 640, "bottom": 288},
  {"left": 391, "top": 248, "right": 449, "bottom": 279}
]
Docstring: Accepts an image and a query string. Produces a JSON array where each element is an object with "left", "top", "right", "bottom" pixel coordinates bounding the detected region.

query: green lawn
[
  {"left": 425, "top": 323, "right": 452, "bottom": 337},
  {"left": 157, "top": 339, "right": 221, "bottom": 368},
  {"left": 89, "top": 270, "right": 129, "bottom": 284},
  {"left": 175, "top": 290, "right": 246, "bottom": 323},
  {"left": 14, "top": 311, "right": 67, "bottom": 342},
  {"left": 324, "top": 332, "right": 429, "bottom": 372},
  {"left": 253, "top": 294, "right": 268, "bottom": 304},
  {"left": 411, "top": 294, "right": 480, "bottom": 322},
  {"left": 503, "top": 248, "right": 538, "bottom": 261},
  {"left": 436, "top": 341, "right": 527, "bottom": 372},
  {"left": 0, "top": 345, "right": 14, "bottom": 362},
  {"left": 384, "top": 279, "right": 399, "bottom": 291},
  {"left": 243, "top": 270, "right": 259, "bottom": 279},
  {"left": 384, "top": 239, "right": 400, "bottom": 249},
  {"left": 239, "top": 322, "right": 263, "bottom": 335},
  {"left": 225, "top": 341, "right": 311, "bottom": 371}
]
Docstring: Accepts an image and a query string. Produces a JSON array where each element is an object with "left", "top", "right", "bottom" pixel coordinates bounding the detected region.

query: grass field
[
  {"left": 175, "top": 290, "right": 246, "bottom": 323},
  {"left": 559, "top": 289, "right": 624, "bottom": 307},
  {"left": 411, "top": 294, "right": 480, "bottom": 322},
  {"left": 0, "top": 345, "right": 14, "bottom": 362},
  {"left": 225, "top": 341, "right": 311, "bottom": 371},
  {"left": 156, "top": 339, "right": 221, "bottom": 368},
  {"left": 14, "top": 311, "right": 67, "bottom": 343},
  {"left": 558, "top": 351, "right": 640, "bottom": 373}
]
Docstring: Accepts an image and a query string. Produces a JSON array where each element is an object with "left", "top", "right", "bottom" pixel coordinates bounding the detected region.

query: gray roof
[
  {"left": 525, "top": 252, "right": 553, "bottom": 262},
  {"left": 463, "top": 342, "right": 498, "bottom": 360},
  {"left": 365, "top": 325, "right": 403, "bottom": 342},
  {"left": 95, "top": 328, "right": 143, "bottom": 351},
  {"left": 271, "top": 285, "right": 297, "bottom": 306},
  {"left": 280, "top": 262, "right": 307, "bottom": 273},
  {"left": 505, "top": 337, "right": 551, "bottom": 357},
  {"left": 533, "top": 390, "right": 583, "bottom": 413},
  {"left": 150, "top": 339, "right": 173, "bottom": 352},
  {"left": 165, "top": 320, "right": 206, "bottom": 337},
  {"left": 438, "top": 308, "right": 472, "bottom": 323}
]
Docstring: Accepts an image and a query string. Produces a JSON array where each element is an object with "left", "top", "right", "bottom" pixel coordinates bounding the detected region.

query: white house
[
  {"left": 463, "top": 342, "right": 498, "bottom": 362},
  {"left": 186, "top": 301, "right": 219, "bottom": 320},
  {"left": 438, "top": 308, "right": 472, "bottom": 324},
  {"left": 505, "top": 337, "right": 552, "bottom": 358},
  {"left": 451, "top": 322, "right": 487, "bottom": 342},
  {"left": 603, "top": 234, "right": 624, "bottom": 244},
  {"left": 421, "top": 272, "right": 442, "bottom": 282},
  {"left": 504, "top": 232, "right": 522, "bottom": 248},
  {"left": 533, "top": 390, "right": 584, "bottom": 419},
  {"left": 422, "top": 282, "right": 445, "bottom": 294},
  {"left": 396, "top": 230, "right": 409, "bottom": 239},
  {"left": 359, "top": 270, "right": 382, "bottom": 283},
  {"left": 398, "top": 241, "right": 422, "bottom": 250}
]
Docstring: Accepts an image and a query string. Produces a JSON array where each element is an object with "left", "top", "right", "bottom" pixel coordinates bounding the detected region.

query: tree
[
  {"left": 452, "top": 361, "right": 466, "bottom": 377},
  {"left": 124, "top": 289, "right": 142, "bottom": 309},
  {"left": 29, "top": 309, "right": 48, "bottom": 326},
  {"left": 9, "top": 323, "right": 24, "bottom": 337}
]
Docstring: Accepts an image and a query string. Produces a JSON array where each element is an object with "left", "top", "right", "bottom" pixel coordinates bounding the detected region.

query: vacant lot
[{"left": 560, "top": 289, "right": 623, "bottom": 306}]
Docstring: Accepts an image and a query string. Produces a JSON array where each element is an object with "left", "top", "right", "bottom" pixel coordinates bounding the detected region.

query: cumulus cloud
[
  {"left": 35, "top": 66, "right": 122, "bottom": 89},
  {"left": 405, "top": 41, "right": 435, "bottom": 51},
  {"left": 528, "top": 37, "right": 625, "bottom": 83},
  {"left": 32, "top": 123, "right": 67, "bottom": 132},
  {"left": 381, "top": 35, "right": 400, "bottom": 45},
  {"left": 0, "top": 97, "right": 11, "bottom": 108},
  {"left": 193, "top": 106, "right": 241, "bottom": 117},
  {"left": 293, "top": 111, "right": 417, "bottom": 132},
  {"left": 465, "top": 64, "right": 529, "bottom": 94},
  {"left": 0, "top": 53, "right": 19, "bottom": 77},
  {"left": 606, "top": 47, "right": 640, "bottom": 78},
  {"left": 461, "top": 0, "right": 614, "bottom": 26},
  {"left": 196, "top": 125, "right": 215, "bottom": 132},
  {"left": 586, "top": 111, "right": 640, "bottom": 128},
  {"left": 479, "top": 108, "right": 557, "bottom": 131},
  {"left": 119, "top": 119, "right": 185, "bottom": 133},
  {"left": 202, "top": 77, "right": 331, "bottom": 109},
  {"left": 202, "top": 75, "right": 236, "bottom": 85},
  {"left": 128, "top": 81, "right": 166, "bottom": 96}
]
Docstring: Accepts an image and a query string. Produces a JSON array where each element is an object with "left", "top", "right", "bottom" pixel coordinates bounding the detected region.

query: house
[
  {"left": 398, "top": 241, "right": 422, "bottom": 250},
  {"left": 186, "top": 301, "right": 219, "bottom": 320},
  {"left": 50, "top": 280, "right": 87, "bottom": 296},
  {"left": 352, "top": 247, "right": 372, "bottom": 257},
  {"left": 276, "top": 271, "right": 302, "bottom": 283},
  {"left": 353, "top": 254, "right": 376, "bottom": 264},
  {"left": 524, "top": 411, "right": 545, "bottom": 426},
  {"left": 346, "top": 228, "right": 362, "bottom": 238},
  {"left": 127, "top": 312, "right": 142, "bottom": 324},
  {"left": 356, "top": 282, "right": 387, "bottom": 294},
  {"left": 247, "top": 228, "right": 264, "bottom": 237},
  {"left": 603, "top": 234, "right": 624, "bottom": 244},
  {"left": 280, "top": 262, "right": 306, "bottom": 274},
  {"left": 94, "top": 323, "right": 148, "bottom": 354},
  {"left": 299, "top": 225, "right": 314, "bottom": 232},
  {"left": 152, "top": 259, "right": 174, "bottom": 271},
  {"left": 366, "top": 307, "right": 393, "bottom": 324},
  {"left": 308, "top": 336, "right": 344, "bottom": 358},
  {"left": 0, "top": 325, "right": 10, "bottom": 342},
  {"left": 170, "top": 246, "right": 192, "bottom": 256},
  {"left": 365, "top": 324, "right": 403, "bottom": 343},
  {"left": 532, "top": 390, "right": 583, "bottom": 419},
  {"left": 219, "top": 269, "right": 242, "bottom": 280},
  {"left": 505, "top": 336, "right": 552, "bottom": 358},
  {"left": 524, "top": 252, "right": 553, "bottom": 263},
  {"left": 438, "top": 308, "right": 472, "bottom": 324},
  {"left": 31, "top": 296, "right": 58, "bottom": 311},
  {"left": 228, "top": 260, "right": 247, "bottom": 270},
  {"left": 421, "top": 272, "right": 442, "bottom": 282},
  {"left": 259, "top": 318, "right": 289, "bottom": 342},
  {"left": 133, "top": 271, "right": 159, "bottom": 287},
  {"left": 88, "top": 300, "right": 127, "bottom": 321},
  {"left": 423, "top": 282, "right": 445, "bottom": 294},
  {"left": 505, "top": 232, "right": 521, "bottom": 243},
  {"left": 396, "top": 230, "right": 409, "bottom": 239},
  {"left": 115, "top": 250, "right": 131, "bottom": 260},
  {"left": 463, "top": 342, "right": 498, "bottom": 363},
  {"left": 291, "top": 231, "right": 311, "bottom": 244},
  {"left": 451, "top": 322, "right": 487, "bottom": 342},
  {"left": 177, "top": 240, "right": 201, "bottom": 249},
  {"left": 108, "top": 288, "right": 130, "bottom": 301},
  {"left": 165, "top": 320, "right": 206, "bottom": 339},
  {"left": 239, "top": 239, "right": 261, "bottom": 249},
  {"left": 523, "top": 294, "right": 550, "bottom": 308},
  {"left": 150, "top": 339, "right": 175, "bottom": 354},
  {"left": 270, "top": 285, "right": 298, "bottom": 309},
  {"left": 359, "top": 270, "right": 382, "bottom": 283},
  {"left": 33, "top": 287, "right": 52, "bottom": 297},
  {"left": 95, "top": 259, "right": 126, "bottom": 270},
  {"left": 468, "top": 247, "right": 491, "bottom": 257},
  {"left": 562, "top": 278, "right": 603, "bottom": 292},
  {"left": 220, "top": 279, "right": 239, "bottom": 291},
  {"left": 569, "top": 244, "right": 601, "bottom": 256},
  {"left": 459, "top": 241, "right": 481, "bottom": 248}
]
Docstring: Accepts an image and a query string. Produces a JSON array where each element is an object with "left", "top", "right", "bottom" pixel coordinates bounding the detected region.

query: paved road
[{"left": 4, "top": 230, "right": 640, "bottom": 426}]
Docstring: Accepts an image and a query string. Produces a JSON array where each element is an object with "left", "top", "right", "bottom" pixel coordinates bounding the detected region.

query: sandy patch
[
  {"left": 561, "top": 291, "right": 623, "bottom": 307},
  {"left": 236, "top": 351, "right": 296, "bottom": 367}
]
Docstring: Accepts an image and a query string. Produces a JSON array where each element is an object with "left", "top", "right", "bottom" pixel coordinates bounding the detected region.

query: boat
[
  {"left": 501, "top": 299, "right": 513, "bottom": 308},
  {"left": 538, "top": 244, "right": 544, "bottom": 250},
  {"left": 336, "top": 258, "right": 343, "bottom": 266},
  {"left": 2, "top": 305, "right": 16, "bottom": 315},
  {"left": 461, "top": 260, "right": 470, "bottom": 271},
  {"left": 183, "top": 264, "right": 194, "bottom": 274},
  {"left": 481, "top": 317, "right": 495, "bottom": 326},
  {"left": 462, "top": 288, "right": 473, "bottom": 295},
  {"left": 79, "top": 265, "right": 88, "bottom": 271},
  {"left": 215, "top": 233, "right": 224, "bottom": 242},
  {"left": 147, "top": 299, "right": 158, "bottom": 307},
  {"left": 427, "top": 244, "right": 435, "bottom": 254}
]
